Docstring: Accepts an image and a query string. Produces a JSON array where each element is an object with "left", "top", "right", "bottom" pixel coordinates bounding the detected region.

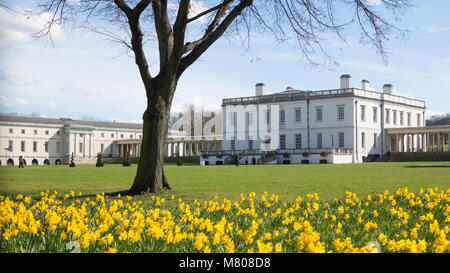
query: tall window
[
  {"left": 45, "top": 142, "right": 48, "bottom": 152},
  {"left": 374, "top": 133, "right": 377, "bottom": 148},
  {"left": 316, "top": 108, "right": 323, "bottom": 121},
  {"left": 248, "top": 140, "right": 253, "bottom": 150},
  {"left": 407, "top": 112, "right": 411, "bottom": 126},
  {"left": 101, "top": 143, "right": 104, "bottom": 153},
  {"left": 9, "top": 128, "right": 13, "bottom": 134},
  {"left": 338, "top": 132, "right": 344, "bottom": 147},
  {"left": 79, "top": 143, "right": 83, "bottom": 153},
  {"left": 400, "top": 111, "right": 404, "bottom": 125},
  {"left": 373, "top": 107, "right": 378, "bottom": 123},
  {"left": 56, "top": 142, "right": 60, "bottom": 153},
  {"left": 360, "top": 105, "right": 366, "bottom": 121},
  {"left": 317, "top": 133, "right": 322, "bottom": 148},
  {"left": 33, "top": 141, "right": 37, "bottom": 152},
  {"left": 385, "top": 109, "right": 390, "bottom": 124},
  {"left": 295, "top": 134, "right": 302, "bottom": 149},
  {"left": 338, "top": 106, "right": 345, "bottom": 121},
  {"left": 295, "top": 108, "right": 302, "bottom": 122},
  {"left": 266, "top": 110, "right": 271, "bottom": 124},
  {"left": 417, "top": 114, "right": 421, "bottom": 126},
  {"left": 34, "top": 130, "right": 38, "bottom": 135},
  {"left": 8, "top": 140, "right": 13, "bottom": 152},
  {"left": 279, "top": 110, "right": 285, "bottom": 123},
  {"left": 361, "top": 132, "right": 366, "bottom": 148},
  {"left": 21, "top": 141, "right": 25, "bottom": 152},
  {"left": 393, "top": 110, "right": 397, "bottom": 125},
  {"left": 231, "top": 138, "right": 235, "bottom": 150},
  {"left": 21, "top": 129, "right": 25, "bottom": 134},
  {"left": 279, "top": 135, "right": 286, "bottom": 149},
  {"left": 45, "top": 130, "right": 49, "bottom": 135}
]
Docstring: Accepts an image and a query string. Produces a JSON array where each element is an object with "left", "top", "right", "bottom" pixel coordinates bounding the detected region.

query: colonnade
[
  {"left": 164, "top": 140, "right": 222, "bottom": 157},
  {"left": 388, "top": 131, "right": 450, "bottom": 153}
]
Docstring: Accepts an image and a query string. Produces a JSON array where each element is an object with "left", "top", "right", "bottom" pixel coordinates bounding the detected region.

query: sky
[{"left": 0, "top": 0, "right": 449, "bottom": 123}]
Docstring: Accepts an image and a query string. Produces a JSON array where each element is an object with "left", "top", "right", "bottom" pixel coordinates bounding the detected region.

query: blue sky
[{"left": 0, "top": 0, "right": 449, "bottom": 123}]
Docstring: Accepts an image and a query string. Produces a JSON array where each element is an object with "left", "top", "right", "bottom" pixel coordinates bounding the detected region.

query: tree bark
[{"left": 128, "top": 80, "right": 174, "bottom": 194}]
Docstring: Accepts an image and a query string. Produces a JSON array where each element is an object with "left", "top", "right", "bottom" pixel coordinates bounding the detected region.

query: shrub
[{"left": 302, "top": 152, "right": 309, "bottom": 157}]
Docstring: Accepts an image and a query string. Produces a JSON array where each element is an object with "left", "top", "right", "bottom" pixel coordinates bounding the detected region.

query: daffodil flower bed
[{"left": 1, "top": 187, "right": 449, "bottom": 253}]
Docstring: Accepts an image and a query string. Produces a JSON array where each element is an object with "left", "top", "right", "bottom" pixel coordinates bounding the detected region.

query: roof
[{"left": 0, "top": 114, "right": 143, "bottom": 130}]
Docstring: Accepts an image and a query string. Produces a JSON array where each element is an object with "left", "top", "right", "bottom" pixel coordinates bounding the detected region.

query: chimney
[
  {"left": 361, "top": 79, "right": 370, "bottom": 90},
  {"left": 286, "top": 86, "right": 294, "bottom": 91},
  {"left": 383, "top": 84, "right": 393, "bottom": 94},
  {"left": 255, "top": 83, "right": 265, "bottom": 96},
  {"left": 340, "top": 74, "right": 352, "bottom": 89}
]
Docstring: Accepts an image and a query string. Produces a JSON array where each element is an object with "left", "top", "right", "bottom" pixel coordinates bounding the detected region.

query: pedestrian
[
  {"left": 235, "top": 154, "right": 240, "bottom": 167},
  {"left": 19, "top": 156, "right": 24, "bottom": 168}
]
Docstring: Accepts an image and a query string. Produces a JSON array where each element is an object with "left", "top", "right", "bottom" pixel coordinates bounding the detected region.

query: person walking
[
  {"left": 18, "top": 156, "right": 24, "bottom": 168},
  {"left": 234, "top": 154, "right": 240, "bottom": 167}
]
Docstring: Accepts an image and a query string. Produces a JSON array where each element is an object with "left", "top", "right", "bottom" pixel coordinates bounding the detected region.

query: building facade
[
  {"left": 0, "top": 115, "right": 143, "bottom": 166},
  {"left": 205, "top": 74, "right": 427, "bottom": 165}
]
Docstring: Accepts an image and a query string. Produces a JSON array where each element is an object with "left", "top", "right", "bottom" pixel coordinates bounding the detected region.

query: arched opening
[
  {"left": 55, "top": 159, "right": 61, "bottom": 165},
  {"left": 44, "top": 159, "right": 50, "bottom": 165},
  {"left": 32, "top": 159, "right": 38, "bottom": 165},
  {"left": 7, "top": 158, "right": 14, "bottom": 166}
]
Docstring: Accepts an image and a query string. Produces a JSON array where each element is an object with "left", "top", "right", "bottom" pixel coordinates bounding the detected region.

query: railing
[
  {"left": 203, "top": 148, "right": 353, "bottom": 157},
  {"left": 223, "top": 88, "right": 425, "bottom": 108}
]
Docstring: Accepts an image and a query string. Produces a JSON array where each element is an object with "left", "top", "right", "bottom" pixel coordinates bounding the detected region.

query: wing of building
[
  {"left": 208, "top": 74, "right": 435, "bottom": 165},
  {"left": 0, "top": 115, "right": 144, "bottom": 165}
]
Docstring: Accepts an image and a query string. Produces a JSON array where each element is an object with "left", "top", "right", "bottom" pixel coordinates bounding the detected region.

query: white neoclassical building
[
  {"left": 201, "top": 74, "right": 443, "bottom": 165},
  {"left": 0, "top": 113, "right": 222, "bottom": 166}
]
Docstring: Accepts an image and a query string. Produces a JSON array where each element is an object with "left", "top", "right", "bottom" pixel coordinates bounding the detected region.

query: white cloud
[
  {"left": 425, "top": 110, "right": 445, "bottom": 119},
  {"left": 0, "top": 70, "right": 37, "bottom": 85},
  {"left": 426, "top": 25, "right": 450, "bottom": 33},
  {"left": 444, "top": 57, "right": 450, "bottom": 64},
  {"left": 366, "top": 0, "right": 382, "bottom": 6},
  {"left": 60, "top": 82, "right": 100, "bottom": 96},
  {"left": 168, "top": 1, "right": 210, "bottom": 23},
  {"left": 46, "top": 101, "right": 56, "bottom": 109},
  {"left": 0, "top": 96, "right": 28, "bottom": 108},
  {"left": 0, "top": 6, "right": 64, "bottom": 47}
]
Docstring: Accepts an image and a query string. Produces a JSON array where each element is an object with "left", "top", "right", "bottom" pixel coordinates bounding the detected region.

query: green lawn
[{"left": 0, "top": 162, "right": 449, "bottom": 202}]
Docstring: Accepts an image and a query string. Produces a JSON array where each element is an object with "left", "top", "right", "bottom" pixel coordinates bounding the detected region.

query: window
[
  {"left": 57, "top": 131, "right": 60, "bottom": 136},
  {"left": 265, "top": 137, "right": 271, "bottom": 144},
  {"left": 374, "top": 133, "right": 377, "bottom": 148},
  {"left": 79, "top": 143, "right": 83, "bottom": 153},
  {"left": 9, "top": 128, "right": 13, "bottom": 134},
  {"left": 407, "top": 113, "right": 411, "bottom": 126},
  {"left": 79, "top": 133, "right": 83, "bottom": 137},
  {"left": 339, "top": 132, "right": 344, "bottom": 147},
  {"left": 248, "top": 140, "right": 253, "bottom": 150},
  {"left": 111, "top": 133, "right": 115, "bottom": 138},
  {"left": 231, "top": 138, "right": 235, "bottom": 150},
  {"left": 400, "top": 111, "right": 404, "bottom": 125},
  {"left": 33, "top": 141, "right": 37, "bottom": 152},
  {"left": 316, "top": 108, "right": 323, "bottom": 121},
  {"left": 34, "top": 130, "right": 38, "bottom": 135},
  {"left": 45, "top": 130, "right": 49, "bottom": 135},
  {"left": 45, "top": 142, "right": 48, "bottom": 152},
  {"left": 279, "top": 110, "right": 285, "bottom": 123},
  {"left": 8, "top": 140, "right": 13, "bottom": 152},
  {"left": 417, "top": 114, "right": 421, "bottom": 126},
  {"left": 360, "top": 105, "right": 366, "bottom": 122},
  {"left": 130, "top": 134, "right": 133, "bottom": 139},
  {"left": 101, "top": 144, "right": 104, "bottom": 153},
  {"left": 385, "top": 109, "right": 390, "bottom": 124},
  {"left": 120, "top": 134, "right": 124, "bottom": 138},
  {"left": 266, "top": 110, "right": 271, "bottom": 124},
  {"left": 279, "top": 135, "right": 286, "bottom": 149},
  {"left": 393, "top": 110, "right": 397, "bottom": 125},
  {"left": 338, "top": 106, "right": 344, "bottom": 121},
  {"left": 373, "top": 107, "right": 378, "bottom": 123},
  {"left": 21, "top": 129, "right": 25, "bottom": 134},
  {"left": 361, "top": 132, "right": 366, "bottom": 148},
  {"left": 21, "top": 141, "right": 25, "bottom": 152},
  {"left": 56, "top": 142, "right": 60, "bottom": 153},
  {"left": 317, "top": 133, "right": 322, "bottom": 148},
  {"left": 295, "top": 108, "right": 302, "bottom": 122},
  {"left": 295, "top": 134, "right": 302, "bottom": 149},
  {"left": 139, "top": 135, "right": 142, "bottom": 139},
  {"left": 101, "top": 133, "right": 105, "bottom": 138}
]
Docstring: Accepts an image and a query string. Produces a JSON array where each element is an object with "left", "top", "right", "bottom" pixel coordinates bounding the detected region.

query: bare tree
[{"left": 27, "top": 0, "right": 410, "bottom": 194}]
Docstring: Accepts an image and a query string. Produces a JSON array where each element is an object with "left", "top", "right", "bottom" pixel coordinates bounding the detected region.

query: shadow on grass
[{"left": 404, "top": 164, "right": 450, "bottom": 168}]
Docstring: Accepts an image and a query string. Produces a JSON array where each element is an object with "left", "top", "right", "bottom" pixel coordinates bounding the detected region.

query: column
[
  {"left": 395, "top": 134, "right": 399, "bottom": 152},
  {"left": 426, "top": 133, "right": 430, "bottom": 152},
  {"left": 448, "top": 132, "right": 450, "bottom": 152},
  {"left": 74, "top": 133, "right": 77, "bottom": 157},
  {"left": 421, "top": 133, "right": 425, "bottom": 152},
  {"left": 437, "top": 132, "right": 441, "bottom": 152}
]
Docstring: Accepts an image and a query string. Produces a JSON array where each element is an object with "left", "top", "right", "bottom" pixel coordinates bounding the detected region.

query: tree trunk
[{"left": 128, "top": 83, "right": 174, "bottom": 194}]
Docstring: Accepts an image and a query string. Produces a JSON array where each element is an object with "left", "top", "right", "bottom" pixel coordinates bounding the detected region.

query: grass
[{"left": 0, "top": 162, "right": 449, "bottom": 203}]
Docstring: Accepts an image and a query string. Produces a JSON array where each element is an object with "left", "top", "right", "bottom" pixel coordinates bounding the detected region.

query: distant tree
[
  {"left": 426, "top": 113, "right": 450, "bottom": 126},
  {"left": 29, "top": 0, "right": 411, "bottom": 194}
]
